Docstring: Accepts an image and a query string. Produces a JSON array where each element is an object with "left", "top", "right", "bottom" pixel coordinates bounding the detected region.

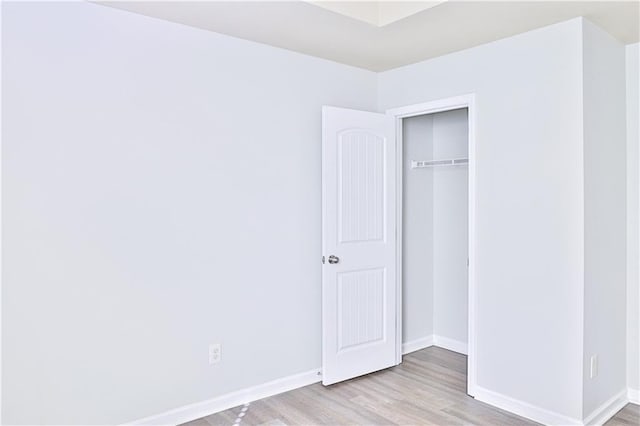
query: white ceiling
[
  {"left": 100, "top": 1, "right": 640, "bottom": 72},
  {"left": 308, "top": 1, "right": 448, "bottom": 26}
]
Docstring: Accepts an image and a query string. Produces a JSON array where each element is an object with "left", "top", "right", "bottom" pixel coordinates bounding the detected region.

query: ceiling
[
  {"left": 100, "top": 1, "right": 640, "bottom": 72},
  {"left": 308, "top": 1, "right": 448, "bottom": 26}
]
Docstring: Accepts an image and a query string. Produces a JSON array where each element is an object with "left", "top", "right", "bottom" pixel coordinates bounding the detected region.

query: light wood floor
[
  {"left": 183, "top": 347, "right": 640, "bottom": 426},
  {"left": 606, "top": 404, "right": 640, "bottom": 426}
]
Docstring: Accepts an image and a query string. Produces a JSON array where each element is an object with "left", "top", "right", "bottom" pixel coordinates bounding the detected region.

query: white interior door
[{"left": 321, "top": 106, "right": 397, "bottom": 386}]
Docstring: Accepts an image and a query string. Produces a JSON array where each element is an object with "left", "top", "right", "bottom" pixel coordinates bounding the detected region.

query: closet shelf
[{"left": 411, "top": 158, "right": 469, "bottom": 169}]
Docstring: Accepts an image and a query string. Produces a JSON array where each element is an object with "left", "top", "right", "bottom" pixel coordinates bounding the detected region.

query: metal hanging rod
[{"left": 411, "top": 158, "right": 469, "bottom": 169}]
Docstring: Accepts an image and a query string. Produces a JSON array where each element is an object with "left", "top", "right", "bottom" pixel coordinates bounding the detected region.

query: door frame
[{"left": 386, "top": 94, "right": 478, "bottom": 397}]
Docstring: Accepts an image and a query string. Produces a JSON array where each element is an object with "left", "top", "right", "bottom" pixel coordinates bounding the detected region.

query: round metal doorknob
[{"left": 328, "top": 255, "right": 340, "bottom": 264}]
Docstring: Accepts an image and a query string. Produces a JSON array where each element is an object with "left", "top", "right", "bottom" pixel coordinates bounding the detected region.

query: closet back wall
[
  {"left": 402, "top": 115, "right": 435, "bottom": 343},
  {"left": 432, "top": 109, "right": 468, "bottom": 345},
  {"left": 402, "top": 109, "right": 468, "bottom": 347},
  {"left": 1, "top": 2, "right": 376, "bottom": 424}
]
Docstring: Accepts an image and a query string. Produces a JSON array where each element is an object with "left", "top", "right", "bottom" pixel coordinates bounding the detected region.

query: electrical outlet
[
  {"left": 209, "top": 343, "right": 221, "bottom": 364},
  {"left": 590, "top": 355, "right": 598, "bottom": 379}
]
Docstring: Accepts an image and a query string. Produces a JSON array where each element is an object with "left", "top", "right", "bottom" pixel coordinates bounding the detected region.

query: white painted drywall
[
  {"left": 581, "top": 19, "right": 628, "bottom": 418},
  {"left": 1, "top": 2, "right": 377, "bottom": 424},
  {"left": 627, "top": 42, "right": 640, "bottom": 396},
  {"left": 402, "top": 108, "right": 468, "bottom": 347},
  {"left": 432, "top": 109, "right": 468, "bottom": 344},
  {"left": 402, "top": 115, "right": 435, "bottom": 343},
  {"left": 3, "top": 4, "right": 634, "bottom": 424},
  {"left": 380, "top": 19, "right": 585, "bottom": 420}
]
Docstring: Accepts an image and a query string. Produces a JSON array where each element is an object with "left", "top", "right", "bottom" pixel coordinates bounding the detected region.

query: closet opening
[{"left": 388, "top": 95, "right": 476, "bottom": 396}]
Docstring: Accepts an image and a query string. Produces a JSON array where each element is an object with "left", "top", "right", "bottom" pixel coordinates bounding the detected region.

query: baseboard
[
  {"left": 402, "top": 335, "right": 434, "bottom": 354},
  {"left": 402, "top": 335, "right": 468, "bottom": 355},
  {"left": 127, "top": 369, "right": 321, "bottom": 425},
  {"left": 473, "top": 385, "right": 582, "bottom": 425},
  {"left": 433, "top": 335, "right": 468, "bottom": 355},
  {"left": 583, "top": 389, "right": 628, "bottom": 425},
  {"left": 128, "top": 344, "right": 633, "bottom": 426}
]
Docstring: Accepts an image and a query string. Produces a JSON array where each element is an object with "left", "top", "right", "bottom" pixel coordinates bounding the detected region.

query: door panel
[
  {"left": 338, "top": 130, "right": 385, "bottom": 243},
  {"left": 338, "top": 267, "right": 385, "bottom": 351},
  {"left": 322, "top": 106, "right": 397, "bottom": 386}
]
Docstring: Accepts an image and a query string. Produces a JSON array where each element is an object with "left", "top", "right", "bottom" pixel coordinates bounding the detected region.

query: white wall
[
  {"left": 432, "top": 109, "right": 468, "bottom": 344},
  {"left": 380, "top": 19, "right": 585, "bottom": 420},
  {"left": 3, "top": 4, "right": 635, "bottom": 424},
  {"left": 581, "top": 19, "right": 628, "bottom": 417},
  {"left": 1, "top": 2, "right": 377, "bottom": 424},
  {"left": 402, "top": 108, "right": 468, "bottom": 346},
  {"left": 627, "top": 42, "right": 640, "bottom": 396},
  {"left": 402, "top": 115, "right": 435, "bottom": 343}
]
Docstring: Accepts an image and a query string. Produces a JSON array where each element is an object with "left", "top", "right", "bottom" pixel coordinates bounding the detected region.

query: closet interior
[{"left": 402, "top": 108, "right": 470, "bottom": 354}]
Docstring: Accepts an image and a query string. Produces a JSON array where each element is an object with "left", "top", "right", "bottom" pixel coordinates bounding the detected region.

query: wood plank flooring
[
  {"left": 183, "top": 347, "right": 639, "bottom": 426},
  {"left": 605, "top": 404, "right": 640, "bottom": 426}
]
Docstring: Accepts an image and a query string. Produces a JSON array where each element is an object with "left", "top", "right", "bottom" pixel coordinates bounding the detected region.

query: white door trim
[{"left": 386, "top": 94, "right": 478, "bottom": 397}]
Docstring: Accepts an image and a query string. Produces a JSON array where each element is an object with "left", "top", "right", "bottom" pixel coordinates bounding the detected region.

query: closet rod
[{"left": 411, "top": 158, "right": 469, "bottom": 169}]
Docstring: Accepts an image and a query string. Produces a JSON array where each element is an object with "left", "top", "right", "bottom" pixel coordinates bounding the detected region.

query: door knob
[{"left": 328, "top": 255, "right": 340, "bottom": 264}]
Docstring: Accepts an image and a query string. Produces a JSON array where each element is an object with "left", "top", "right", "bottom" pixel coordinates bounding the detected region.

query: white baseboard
[
  {"left": 127, "top": 346, "right": 634, "bottom": 426},
  {"left": 473, "top": 385, "right": 582, "bottom": 426},
  {"left": 402, "top": 334, "right": 468, "bottom": 356},
  {"left": 402, "top": 335, "right": 434, "bottom": 354},
  {"left": 127, "top": 369, "right": 321, "bottom": 426},
  {"left": 583, "top": 389, "right": 628, "bottom": 425},
  {"left": 433, "top": 335, "right": 468, "bottom": 355}
]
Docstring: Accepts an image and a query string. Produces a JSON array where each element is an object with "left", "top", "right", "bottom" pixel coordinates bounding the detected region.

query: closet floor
[{"left": 182, "top": 347, "right": 638, "bottom": 426}]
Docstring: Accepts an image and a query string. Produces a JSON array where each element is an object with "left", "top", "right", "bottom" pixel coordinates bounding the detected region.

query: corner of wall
[
  {"left": 581, "top": 17, "right": 628, "bottom": 421},
  {"left": 625, "top": 42, "right": 640, "bottom": 397},
  {"left": 375, "top": 71, "right": 383, "bottom": 113}
]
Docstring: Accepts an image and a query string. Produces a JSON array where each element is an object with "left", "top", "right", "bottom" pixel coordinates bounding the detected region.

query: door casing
[{"left": 386, "top": 94, "right": 478, "bottom": 397}]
